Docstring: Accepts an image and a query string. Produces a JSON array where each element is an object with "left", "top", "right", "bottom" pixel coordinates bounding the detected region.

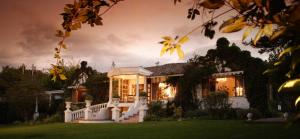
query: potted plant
[
  {"left": 85, "top": 94, "right": 93, "bottom": 107},
  {"left": 139, "top": 91, "right": 148, "bottom": 105},
  {"left": 112, "top": 91, "right": 120, "bottom": 106},
  {"left": 65, "top": 97, "right": 72, "bottom": 110}
]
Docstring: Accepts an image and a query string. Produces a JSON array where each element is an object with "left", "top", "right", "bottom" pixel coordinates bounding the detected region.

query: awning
[
  {"left": 107, "top": 67, "right": 153, "bottom": 77},
  {"left": 212, "top": 71, "right": 243, "bottom": 77}
]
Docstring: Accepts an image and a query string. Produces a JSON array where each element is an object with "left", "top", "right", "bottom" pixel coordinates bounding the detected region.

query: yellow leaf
[
  {"left": 278, "top": 79, "right": 300, "bottom": 93},
  {"left": 169, "top": 47, "right": 175, "bottom": 55},
  {"left": 263, "top": 24, "right": 273, "bottom": 37},
  {"left": 61, "top": 44, "right": 67, "bottom": 49},
  {"left": 65, "top": 31, "right": 71, "bottom": 37},
  {"left": 253, "top": 29, "right": 263, "bottom": 45},
  {"left": 160, "top": 46, "right": 168, "bottom": 56},
  {"left": 220, "top": 16, "right": 246, "bottom": 33},
  {"left": 176, "top": 45, "right": 184, "bottom": 59},
  {"left": 49, "top": 69, "right": 55, "bottom": 74},
  {"left": 278, "top": 45, "right": 300, "bottom": 59},
  {"left": 55, "top": 30, "right": 64, "bottom": 37},
  {"left": 271, "top": 27, "right": 286, "bottom": 40},
  {"left": 59, "top": 74, "right": 67, "bottom": 80},
  {"left": 178, "top": 36, "right": 189, "bottom": 44},
  {"left": 295, "top": 96, "right": 300, "bottom": 106},
  {"left": 242, "top": 26, "right": 253, "bottom": 41},
  {"left": 51, "top": 76, "right": 57, "bottom": 81},
  {"left": 162, "top": 36, "right": 174, "bottom": 42},
  {"left": 221, "top": 22, "right": 246, "bottom": 33}
]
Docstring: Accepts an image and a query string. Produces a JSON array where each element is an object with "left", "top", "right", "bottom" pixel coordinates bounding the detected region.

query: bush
[
  {"left": 42, "top": 113, "right": 63, "bottom": 123},
  {"left": 184, "top": 109, "right": 209, "bottom": 118},
  {"left": 203, "top": 92, "right": 232, "bottom": 119}
]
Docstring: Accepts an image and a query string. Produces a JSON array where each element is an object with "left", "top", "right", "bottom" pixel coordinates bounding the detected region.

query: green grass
[{"left": 0, "top": 120, "right": 299, "bottom": 139}]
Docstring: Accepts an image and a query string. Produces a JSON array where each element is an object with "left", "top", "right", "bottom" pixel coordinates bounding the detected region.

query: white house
[{"left": 64, "top": 63, "right": 250, "bottom": 123}]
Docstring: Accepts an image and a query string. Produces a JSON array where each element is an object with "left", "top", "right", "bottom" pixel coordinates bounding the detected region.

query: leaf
[
  {"left": 51, "top": 76, "right": 57, "bottom": 81},
  {"left": 65, "top": 31, "right": 71, "bottom": 37},
  {"left": 61, "top": 44, "right": 67, "bottom": 49},
  {"left": 296, "top": 96, "right": 300, "bottom": 106},
  {"left": 176, "top": 45, "right": 184, "bottom": 59},
  {"left": 169, "top": 47, "right": 175, "bottom": 55},
  {"left": 160, "top": 46, "right": 168, "bottom": 56},
  {"left": 221, "top": 21, "right": 246, "bottom": 33},
  {"left": 253, "top": 29, "right": 263, "bottom": 45},
  {"left": 263, "top": 24, "right": 273, "bottom": 37},
  {"left": 200, "top": 0, "right": 225, "bottom": 9},
  {"left": 263, "top": 68, "right": 276, "bottom": 75},
  {"left": 162, "top": 36, "right": 174, "bottom": 42},
  {"left": 178, "top": 36, "right": 189, "bottom": 44},
  {"left": 55, "top": 30, "right": 64, "bottom": 37},
  {"left": 278, "top": 45, "right": 300, "bottom": 59},
  {"left": 219, "top": 17, "right": 238, "bottom": 30},
  {"left": 242, "top": 26, "right": 253, "bottom": 41},
  {"left": 59, "top": 74, "right": 67, "bottom": 80},
  {"left": 220, "top": 16, "right": 246, "bottom": 33},
  {"left": 270, "top": 27, "right": 286, "bottom": 40},
  {"left": 278, "top": 78, "right": 300, "bottom": 93}
]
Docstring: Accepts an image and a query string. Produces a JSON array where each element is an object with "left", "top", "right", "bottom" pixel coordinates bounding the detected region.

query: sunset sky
[{"left": 0, "top": 0, "right": 268, "bottom": 72}]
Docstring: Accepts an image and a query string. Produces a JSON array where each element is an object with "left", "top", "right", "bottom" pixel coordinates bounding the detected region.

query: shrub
[
  {"left": 203, "top": 92, "right": 232, "bottom": 119},
  {"left": 85, "top": 94, "right": 93, "bottom": 100},
  {"left": 139, "top": 91, "right": 147, "bottom": 97},
  {"left": 42, "top": 113, "right": 63, "bottom": 123},
  {"left": 184, "top": 109, "right": 209, "bottom": 118}
]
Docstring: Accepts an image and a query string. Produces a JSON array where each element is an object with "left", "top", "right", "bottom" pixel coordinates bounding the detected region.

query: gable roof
[{"left": 145, "top": 63, "right": 187, "bottom": 77}]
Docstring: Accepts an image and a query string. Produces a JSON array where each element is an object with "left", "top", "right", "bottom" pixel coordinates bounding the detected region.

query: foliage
[
  {"left": 139, "top": 91, "right": 147, "bottom": 97},
  {"left": 85, "top": 94, "right": 93, "bottom": 100},
  {"left": 204, "top": 92, "right": 230, "bottom": 110},
  {"left": 0, "top": 66, "right": 50, "bottom": 123},
  {"left": 164, "top": 0, "right": 300, "bottom": 109},
  {"left": 51, "top": 0, "right": 124, "bottom": 81},
  {"left": 84, "top": 72, "right": 109, "bottom": 103},
  {"left": 147, "top": 101, "right": 165, "bottom": 118},
  {"left": 112, "top": 91, "right": 120, "bottom": 98}
]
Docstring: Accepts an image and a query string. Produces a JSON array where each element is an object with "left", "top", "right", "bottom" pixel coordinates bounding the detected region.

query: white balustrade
[{"left": 65, "top": 102, "right": 108, "bottom": 122}]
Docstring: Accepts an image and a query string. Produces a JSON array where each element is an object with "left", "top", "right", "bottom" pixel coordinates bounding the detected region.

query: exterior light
[{"left": 216, "top": 77, "right": 227, "bottom": 82}]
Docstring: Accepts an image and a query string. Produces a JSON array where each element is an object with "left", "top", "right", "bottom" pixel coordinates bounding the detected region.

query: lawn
[{"left": 0, "top": 120, "right": 299, "bottom": 139}]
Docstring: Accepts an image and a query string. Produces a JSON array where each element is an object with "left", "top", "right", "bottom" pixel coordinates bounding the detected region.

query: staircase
[{"left": 120, "top": 114, "right": 139, "bottom": 123}]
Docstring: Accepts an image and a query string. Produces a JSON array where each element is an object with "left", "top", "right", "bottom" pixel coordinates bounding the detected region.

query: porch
[{"left": 107, "top": 67, "right": 152, "bottom": 107}]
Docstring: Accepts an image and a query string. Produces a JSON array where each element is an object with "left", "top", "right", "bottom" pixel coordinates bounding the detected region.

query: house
[{"left": 64, "top": 63, "right": 249, "bottom": 123}]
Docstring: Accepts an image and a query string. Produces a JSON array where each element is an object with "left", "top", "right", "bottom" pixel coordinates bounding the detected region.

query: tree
[
  {"left": 170, "top": 37, "right": 269, "bottom": 113},
  {"left": 84, "top": 72, "right": 109, "bottom": 103},
  {"left": 53, "top": 0, "right": 300, "bottom": 107}
]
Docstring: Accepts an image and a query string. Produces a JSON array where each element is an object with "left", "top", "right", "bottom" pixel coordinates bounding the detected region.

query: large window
[
  {"left": 158, "top": 83, "right": 176, "bottom": 100},
  {"left": 215, "top": 75, "right": 244, "bottom": 97}
]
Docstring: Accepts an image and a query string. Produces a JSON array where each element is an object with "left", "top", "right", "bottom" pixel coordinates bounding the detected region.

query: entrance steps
[{"left": 120, "top": 114, "right": 139, "bottom": 123}]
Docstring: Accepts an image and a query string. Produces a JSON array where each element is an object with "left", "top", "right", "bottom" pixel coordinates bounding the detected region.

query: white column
[
  {"left": 118, "top": 78, "right": 121, "bottom": 97},
  {"left": 136, "top": 74, "right": 139, "bottom": 101},
  {"left": 144, "top": 76, "right": 147, "bottom": 92},
  {"left": 64, "top": 102, "right": 72, "bottom": 123},
  {"left": 109, "top": 77, "right": 113, "bottom": 103}
]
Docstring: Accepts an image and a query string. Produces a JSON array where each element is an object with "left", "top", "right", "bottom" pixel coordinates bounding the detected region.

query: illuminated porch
[{"left": 107, "top": 67, "right": 152, "bottom": 106}]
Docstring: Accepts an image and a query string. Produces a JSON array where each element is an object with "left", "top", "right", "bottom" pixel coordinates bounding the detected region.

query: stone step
[{"left": 121, "top": 113, "right": 139, "bottom": 123}]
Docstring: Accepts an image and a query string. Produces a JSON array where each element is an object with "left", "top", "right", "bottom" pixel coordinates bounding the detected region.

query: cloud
[{"left": 18, "top": 23, "right": 57, "bottom": 56}]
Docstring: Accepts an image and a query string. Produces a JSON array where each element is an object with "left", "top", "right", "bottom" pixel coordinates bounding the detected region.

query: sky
[{"left": 0, "top": 0, "right": 268, "bottom": 72}]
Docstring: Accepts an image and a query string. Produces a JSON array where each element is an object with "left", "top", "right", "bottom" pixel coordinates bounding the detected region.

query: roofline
[{"left": 148, "top": 74, "right": 184, "bottom": 78}]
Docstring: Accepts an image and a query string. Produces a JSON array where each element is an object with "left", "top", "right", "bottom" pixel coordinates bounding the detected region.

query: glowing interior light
[
  {"left": 236, "top": 86, "right": 243, "bottom": 96},
  {"left": 216, "top": 77, "right": 227, "bottom": 82}
]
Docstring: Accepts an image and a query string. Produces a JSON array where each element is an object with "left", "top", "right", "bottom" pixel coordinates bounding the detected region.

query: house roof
[
  {"left": 212, "top": 71, "right": 243, "bottom": 77},
  {"left": 145, "top": 63, "right": 187, "bottom": 77},
  {"left": 107, "top": 67, "right": 153, "bottom": 77}
]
